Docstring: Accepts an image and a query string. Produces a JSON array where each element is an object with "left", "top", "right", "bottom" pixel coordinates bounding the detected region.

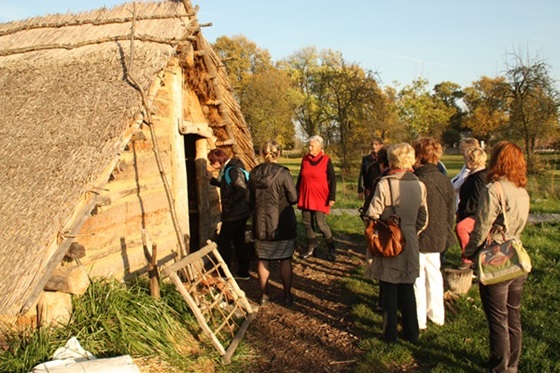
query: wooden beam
[{"left": 43, "top": 265, "right": 90, "bottom": 295}]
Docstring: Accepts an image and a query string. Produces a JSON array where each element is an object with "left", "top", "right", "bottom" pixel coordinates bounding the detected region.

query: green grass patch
[{"left": 341, "top": 221, "right": 560, "bottom": 372}]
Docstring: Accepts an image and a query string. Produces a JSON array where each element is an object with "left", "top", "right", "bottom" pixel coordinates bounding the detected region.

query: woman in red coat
[{"left": 297, "top": 135, "right": 337, "bottom": 261}]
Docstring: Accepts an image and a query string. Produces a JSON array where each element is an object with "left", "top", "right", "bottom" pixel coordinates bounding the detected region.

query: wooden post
[
  {"left": 196, "top": 138, "right": 211, "bottom": 249},
  {"left": 149, "top": 243, "right": 160, "bottom": 299}
]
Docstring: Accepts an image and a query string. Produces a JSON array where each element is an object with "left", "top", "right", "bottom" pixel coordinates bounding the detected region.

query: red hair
[
  {"left": 486, "top": 141, "right": 527, "bottom": 188},
  {"left": 208, "top": 148, "right": 229, "bottom": 165},
  {"left": 414, "top": 137, "right": 443, "bottom": 165}
]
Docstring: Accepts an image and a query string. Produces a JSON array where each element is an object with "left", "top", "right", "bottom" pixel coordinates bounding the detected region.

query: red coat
[{"left": 297, "top": 152, "right": 336, "bottom": 214}]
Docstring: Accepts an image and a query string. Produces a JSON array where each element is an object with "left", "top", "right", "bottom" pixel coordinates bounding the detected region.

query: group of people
[
  {"left": 206, "top": 135, "right": 337, "bottom": 306},
  {"left": 208, "top": 134, "right": 529, "bottom": 372},
  {"left": 360, "top": 137, "right": 530, "bottom": 373}
]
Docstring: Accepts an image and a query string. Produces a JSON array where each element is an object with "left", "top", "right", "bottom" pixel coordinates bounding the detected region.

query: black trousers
[
  {"left": 479, "top": 275, "right": 526, "bottom": 373},
  {"left": 217, "top": 217, "right": 250, "bottom": 276},
  {"left": 380, "top": 281, "right": 419, "bottom": 343}
]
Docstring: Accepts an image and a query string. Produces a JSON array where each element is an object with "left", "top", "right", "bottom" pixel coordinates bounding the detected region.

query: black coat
[
  {"left": 457, "top": 168, "right": 487, "bottom": 221},
  {"left": 358, "top": 153, "right": 381, "bottom": 194},
  {"left": 414, "top": 164, "right": 456, "bottom": 253},
  {"left": 210, "top": 157, "right": 251, "bottom": 222},
  {"left": 248, "top": 162, "right": 298, "bottom": 241}
]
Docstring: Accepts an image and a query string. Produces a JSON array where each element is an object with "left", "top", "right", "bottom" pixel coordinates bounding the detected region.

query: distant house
[{"left": 0, "top": 0, "right": 255, "bottom": 324}]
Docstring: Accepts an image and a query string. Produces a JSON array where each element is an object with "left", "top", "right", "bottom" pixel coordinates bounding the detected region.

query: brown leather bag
[{"left": 363, "top": 180, "right": 406, "bottom": 257}]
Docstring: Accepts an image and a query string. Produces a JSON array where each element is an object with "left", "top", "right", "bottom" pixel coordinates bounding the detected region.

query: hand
[
  {"left": 329, "top": 200, "right": 336, "bottom": 207},
  {"left": 358, "top": 192, "right": 364, "bottom": 200}
]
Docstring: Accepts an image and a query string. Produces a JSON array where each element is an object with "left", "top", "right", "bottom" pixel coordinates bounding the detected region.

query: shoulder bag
[
  {"left": 363, "top": 179, "right": 406, "bottom": 257},
  {"left": 476, "top": 182, "right": 532, "bottom": 285}
]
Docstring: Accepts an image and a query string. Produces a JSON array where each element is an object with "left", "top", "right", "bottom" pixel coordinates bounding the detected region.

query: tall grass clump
[{"left": 0, "top": 278, "right": 221, "bottom": 373}]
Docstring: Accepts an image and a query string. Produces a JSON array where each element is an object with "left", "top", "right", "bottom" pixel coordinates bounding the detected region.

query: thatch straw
[{"left": 0, "top": 0, "right": 255, "bottom": 318}]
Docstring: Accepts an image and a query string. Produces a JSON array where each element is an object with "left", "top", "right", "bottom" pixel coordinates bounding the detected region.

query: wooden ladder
[{"left": 161, "top": 241, "right": 257, "bottom": 364}]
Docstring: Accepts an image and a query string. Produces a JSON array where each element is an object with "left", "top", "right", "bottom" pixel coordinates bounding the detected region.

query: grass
[
  {"left": 0, "top": 279, "right": 227, "bottom": 373},
  {"left": 326, "top": 214, "right": 560, "bottom": 372}
]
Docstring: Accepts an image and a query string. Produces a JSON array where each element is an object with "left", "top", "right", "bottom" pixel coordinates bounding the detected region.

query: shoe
[
  {"left": 282, "top": 294, "right": 294, "bottom": 306},
  {"left": 259, "top": 294, "right": 269, "bottom": 306},
  {"left": 326, "top": 238, "right": 336, "bottom": 262},
  {"left": 300, "top": 247, "right": 315, "bottom": 259}
]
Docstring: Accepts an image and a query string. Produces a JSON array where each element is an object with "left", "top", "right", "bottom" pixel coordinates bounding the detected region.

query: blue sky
[{"left": 1, "top": 0, "right": 558, "bottom": 89}]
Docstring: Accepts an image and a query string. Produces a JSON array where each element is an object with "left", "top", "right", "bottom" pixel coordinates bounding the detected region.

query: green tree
[
  {"left": 433, "top": 81, "right": 466, "bottom": 147},
  {"left": 396, "top": 78, "right": 457, "bottom": 140},
  {"left": 280, "top": 47, "right": 329, "bottom": 139}
]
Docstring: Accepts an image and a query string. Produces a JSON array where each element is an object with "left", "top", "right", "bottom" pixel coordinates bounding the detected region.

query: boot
[
  {"left": 301, "top": 237, "right": 317, "bottom": 259},
  {"left": 326, "top": 237, "right": 336, "bottom": 262}
]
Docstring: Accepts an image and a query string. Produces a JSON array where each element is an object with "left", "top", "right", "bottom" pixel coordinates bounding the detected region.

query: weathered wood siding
[{"left": 76, "top": 61, "right": 190, "bottom": 280}]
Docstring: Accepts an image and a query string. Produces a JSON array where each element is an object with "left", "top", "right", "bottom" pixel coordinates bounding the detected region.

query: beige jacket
[
  {"left": 465, "top": 180, "right": 530, "bottom": 259},
  {"left": 365, "top": 171, "right": 428, "bottom": 284}
]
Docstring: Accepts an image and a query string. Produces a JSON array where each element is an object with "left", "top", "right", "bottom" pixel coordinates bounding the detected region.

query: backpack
[{"left": 224, "top": 166, "right": 250, "bottom": 185}]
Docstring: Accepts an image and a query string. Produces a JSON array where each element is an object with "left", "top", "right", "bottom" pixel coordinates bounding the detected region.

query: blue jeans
[{"left": 479, "top": 275, "right": 527, "bottom": 373}]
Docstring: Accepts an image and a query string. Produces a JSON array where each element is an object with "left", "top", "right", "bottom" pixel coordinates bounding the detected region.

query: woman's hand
[{"left": 329, "top": 200, "right": 336, "bottom": 207}]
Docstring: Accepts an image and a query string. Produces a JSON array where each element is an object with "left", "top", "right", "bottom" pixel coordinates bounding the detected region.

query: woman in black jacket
[
  {"left": 207, "top": 148, "right": 252, "bottom": 280},
  {"left": 413, "top": 137, "right": 456, "bottom": 330},
  {"left": 248, "top": 141, "right": 298, "bottom": 305}
]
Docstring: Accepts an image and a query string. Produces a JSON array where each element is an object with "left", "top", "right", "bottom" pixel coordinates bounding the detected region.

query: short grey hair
[{"left": 308, "top": 135, "right": 324, "bottom": 148}]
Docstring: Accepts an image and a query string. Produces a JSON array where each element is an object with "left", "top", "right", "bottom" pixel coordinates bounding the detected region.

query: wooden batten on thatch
[{"left": 0, "top": 0, "right": 255, "bottom": 322}]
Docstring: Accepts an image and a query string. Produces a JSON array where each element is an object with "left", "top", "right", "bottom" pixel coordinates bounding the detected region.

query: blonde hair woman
[
  {"left": 365, "top": 142, "right": 428, "bottom": 343},
  {"left": 456, "top": 147, "right": 488, "bottom": 268},
  {"left": 451, "top": 137, "right": 480, "bottom": 209},
  {"left": 248, "top": 141, "right": 298, "bottom": 305}
]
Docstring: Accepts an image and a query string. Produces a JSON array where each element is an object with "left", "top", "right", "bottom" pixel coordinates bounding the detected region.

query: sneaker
[{"left": 235, "top": 273, "right": 251, "bottom": 281}]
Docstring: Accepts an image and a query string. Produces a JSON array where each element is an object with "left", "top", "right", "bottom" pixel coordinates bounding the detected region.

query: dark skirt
[{"left": 255, "top": 239, "right": 295, "bottom": 261}]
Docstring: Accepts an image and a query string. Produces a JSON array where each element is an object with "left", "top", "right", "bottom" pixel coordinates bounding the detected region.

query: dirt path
[{"left": 237, "top": 236, "right": 367, "bottom": 372}]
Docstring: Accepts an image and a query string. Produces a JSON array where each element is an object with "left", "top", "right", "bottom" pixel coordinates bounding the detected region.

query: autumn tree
[
  {"left": 504, "top": 52, "right": 560, "bottom": 171},
  {"left": 317, "top": 51, "right": 384, "bottom": 174},
  {"left": 212, "top": 35, "right": 296, "bottom": 150},
  {"left": 241, "top": 68, "right": 296, "bottom": 149},
  {"left": 362, "top": 86, "right": 405, "bottom": 144},
  {"left": 212, "top": 35, "right": 273, "bottom": 96},
  {"left": 462, "top": 76, "right": 510, "bottom": 144}
]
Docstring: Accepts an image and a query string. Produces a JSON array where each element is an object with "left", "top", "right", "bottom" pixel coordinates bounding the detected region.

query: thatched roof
[{"left": 0, "top": 0, "right": 254, "bottom": 319}]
